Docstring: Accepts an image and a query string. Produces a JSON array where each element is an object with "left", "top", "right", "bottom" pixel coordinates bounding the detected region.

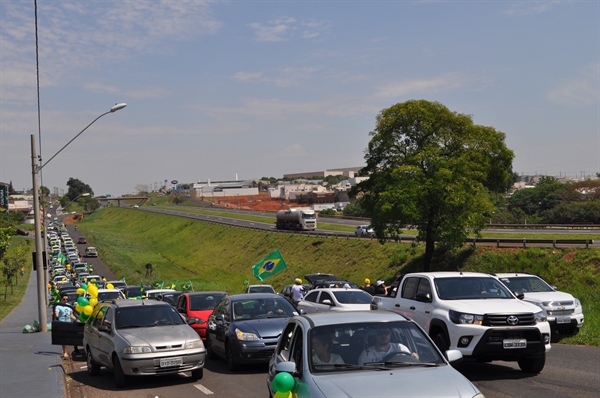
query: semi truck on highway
[{"left": 275, "top": 208, "right": 317, "bottom": 230}]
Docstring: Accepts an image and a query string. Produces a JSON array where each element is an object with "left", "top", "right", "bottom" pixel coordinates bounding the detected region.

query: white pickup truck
[{"left": 371, "top": 271, "right": 552, "bottom": 373}]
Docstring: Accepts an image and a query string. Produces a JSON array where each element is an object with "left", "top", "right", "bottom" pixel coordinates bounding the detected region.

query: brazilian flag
[
  {"left": 181, "top": 281, "right": 194, "bottom": 292},
  {"left": 252, "top": 250, "right": 287, "bottom": 282}
]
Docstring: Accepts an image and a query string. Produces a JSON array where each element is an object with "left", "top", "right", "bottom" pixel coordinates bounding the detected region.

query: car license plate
[
  {"left": 503, "top": 339, "right": 527, "bottom": 349},
  {"left": 556, "top": 317, "right": 571, "bottom": 324},
  {"left": 160, "top": 357, "right": 182, "bottom": 367}
]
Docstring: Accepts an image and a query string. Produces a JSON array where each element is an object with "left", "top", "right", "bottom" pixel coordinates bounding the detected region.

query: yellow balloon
[
  {"left": 75, "top": 304, "right": 83, "bottom": 313},
  {"left": 274, "top": 392, "right": 291, "bottom": 398},
  {"left": 88, "top": 285, "right": 98, "bottom": 298},
  {"left": 106, "top": 283, "right": 114, "bottom": 290},
  {"left": 83, "top": 305, "right": 93, "bottom": 315},
  {"left": 76, "top": 288, "right": 85, "bottom": 295},
  {"left": 89, "top": 298, "right": 98, "bottom": 307}
]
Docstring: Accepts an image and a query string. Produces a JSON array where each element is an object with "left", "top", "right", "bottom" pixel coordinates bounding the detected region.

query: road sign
[{"left": 171, "top": 180, "right": 178, "bottom": 184}]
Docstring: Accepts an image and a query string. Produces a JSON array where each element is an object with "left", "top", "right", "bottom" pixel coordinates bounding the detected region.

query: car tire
[
  {"left": 191, "top": 367, "right": 204, "bottom": 380},
  {"left": 518, "top": 354, "right": 545, "bottom": 373},
  {"left": 113, "top": 355, "right": 127, "bottom": 388},
  {"left": 226, "top": 342, "right": 239, "bottom": 371},
  {"left": 433, "top": 332, "right": 449, "bottom": 355},
  {"left": 206, "top": 335, "right": 217, "bottom": 360},
  {"left": 87, "top": 348, "right": 101, "bottom": 376}
]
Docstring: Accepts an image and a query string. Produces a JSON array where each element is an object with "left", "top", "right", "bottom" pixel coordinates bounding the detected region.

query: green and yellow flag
[{"left": 252, "top": 250, "right": 287, "bottom": 282}]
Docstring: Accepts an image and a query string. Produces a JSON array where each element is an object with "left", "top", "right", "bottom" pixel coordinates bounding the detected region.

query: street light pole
[{"left": 31, "top": 103, "right": 126, "bottom": 332}]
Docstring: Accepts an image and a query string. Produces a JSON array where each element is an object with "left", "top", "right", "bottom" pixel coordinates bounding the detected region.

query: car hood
[
  {"left": 119, "top": 325, "right": 202, "bottom": 347},
  {"left": 522, "top": 291, "right": 575, "bottom": 303},
  {"left": 332, "top": 304, "right": 371, "bottom": 311},
  {"left": 233, "top": 318, "right": 289, "bottom": 338},
  {"left": 445, "top": 299, "right": 539, "bottom": 314},
  {"left": 188, "top": 309, "right": 213, "bottom": 321},
  {"left": 312, "top": 365, "right": 478, "bottom": 397}
]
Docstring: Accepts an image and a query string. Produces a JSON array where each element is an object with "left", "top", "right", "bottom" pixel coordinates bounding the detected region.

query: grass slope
[{"left": 79, "top": 208, "right": 599, "bottom": 346}]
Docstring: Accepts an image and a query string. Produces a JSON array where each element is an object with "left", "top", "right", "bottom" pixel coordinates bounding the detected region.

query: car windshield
[
  {"left": 332, "top": 290, "right": 373, "bottom": 304},
  {"left": 232, "top": 298, "right": 296, "bottom": 320},
  {"left": 127, "top": 286, "right": 144, "bottom": 297},
  {"left": 116, "top": 305, "right": 185, "bottom": 328},
  {"left": 435, "top": 277, "right": 514, "bottom": 300},
  {"left": 97, "top": 291, "right": 124, "bottom": 300},
  {"left": 498, "top": 276, "right": 554, "bottom": 293},
  {"left": 190, "top": 293, "right": 227, "bottom": 310},
  {"left": 309, "top": 321, "right": 445, "bottom": 373},
  {"left": 249, "top": 286, "right": 275, "bottom": 293}
]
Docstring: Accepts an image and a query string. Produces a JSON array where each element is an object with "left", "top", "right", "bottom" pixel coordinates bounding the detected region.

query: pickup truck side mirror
[
  {"left": 415, "top": 293, "right": 432, "bottom": 303},
  {"left": 515, "top": 292, "right": 525, "bottom": 300}
]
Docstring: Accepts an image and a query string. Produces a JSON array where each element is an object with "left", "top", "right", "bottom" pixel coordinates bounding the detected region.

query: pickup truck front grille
[{"left": 483, "top": 313, "right": 535, "bottom": 326}]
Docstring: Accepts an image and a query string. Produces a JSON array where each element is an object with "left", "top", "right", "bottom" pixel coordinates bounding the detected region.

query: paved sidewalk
[{"left": 0, "top": 271, "right": 66, "bottom": 398}]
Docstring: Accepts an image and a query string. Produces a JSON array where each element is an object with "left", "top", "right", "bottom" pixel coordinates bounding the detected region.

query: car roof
[
  {"left": 108, "top": 299, "right": 170, "bottom": 308},
  {"left": 409, "top": 271, "right": 493, "bottom": 279},
  {"left": 493, "top": 273, "right": 536, "bottom": 278},
  {"left": 229, "top": 293, "right": 284, "bottom": 301},
  {"left": 184, "top": 291, "right": 228, "bottom": 297},
  {"left": 307, "top": 288, "right": 365, "bottom": 293},
  {"left": 300, "top": 310, "right": 409, "bottom": 327},
  {"left": 304, "top": 273, "right": 338, "bottom": 283},
  {"left": 146, "top": 289, "right": 176, "bottom": 293}
]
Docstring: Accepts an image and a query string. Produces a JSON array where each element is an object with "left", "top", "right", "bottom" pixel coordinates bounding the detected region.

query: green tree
[
  {"left": 172, "top": 194, "right": 185, "bottom": 205},
  {"left": 354, "top": 100, "right": 514, "bottom": 271},
  {"left": 66, "top": 177, "right": 94, "bottom": 201},
  {"left": 2, "top": 244, "right": 28, "bottom": 297},
  {"left": 83, "top": 197, "right": 101, "bottom": 212}
]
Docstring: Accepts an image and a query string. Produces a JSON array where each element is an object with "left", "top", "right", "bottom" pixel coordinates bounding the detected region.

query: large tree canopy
[
  {"left": 66, "top": 177, "right": 94, "bottom": 201},
  {"left": 354, "top": 100, "right": 514, "bottom": 271}
]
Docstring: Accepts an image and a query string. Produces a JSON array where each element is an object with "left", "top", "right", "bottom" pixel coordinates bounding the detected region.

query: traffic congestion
[{"left": 43, "top": 211, "right": 594, "bottom": 398}]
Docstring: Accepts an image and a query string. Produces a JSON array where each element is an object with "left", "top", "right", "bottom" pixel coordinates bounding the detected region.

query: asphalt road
[{"left": 61, "top": 343, "right": 600, "bottom": 398}]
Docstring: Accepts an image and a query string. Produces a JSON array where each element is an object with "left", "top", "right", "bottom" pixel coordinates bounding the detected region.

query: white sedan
[{"left": 298, "top": 288, "right": 372, "bottom": 314}]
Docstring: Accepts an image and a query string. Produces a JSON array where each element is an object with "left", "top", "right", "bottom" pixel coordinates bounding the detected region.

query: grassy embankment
[
  {"left": 0, "top": 237, "right": 34, "bottom": 320},
  {"left": 75, "top": 207, "right": 599, "bottom": 347}
]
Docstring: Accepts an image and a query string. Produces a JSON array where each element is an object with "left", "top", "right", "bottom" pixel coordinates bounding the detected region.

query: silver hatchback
[{"left": 83, "top": 299, "right": 205, "bottom": 388}]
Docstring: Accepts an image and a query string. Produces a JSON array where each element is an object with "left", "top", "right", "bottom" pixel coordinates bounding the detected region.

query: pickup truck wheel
[
  {"left": 518, "top": 354, "right": 545, "bottom": 373},
  {"left": 433, "top": 332, "right": 449, "bottom": 354}
]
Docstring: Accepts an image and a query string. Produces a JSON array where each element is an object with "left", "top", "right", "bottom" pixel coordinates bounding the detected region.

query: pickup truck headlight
[
  {"left": 235, "top": 328, "right": 259, "bottom": 341},
  {"left": 533, "top": 311, "right": 547, "bottom": 324},
  {"left": 122, "top": 346, "right": 152, "bottom": 354},
  {"left": 449, "top": 310, "right": 483, "bottom": 325},
  {"left": 186, "top": 340, "right": 204, "bottom": 349}
]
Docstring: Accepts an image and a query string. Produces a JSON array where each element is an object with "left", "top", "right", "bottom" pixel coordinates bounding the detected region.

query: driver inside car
[{"left": 357, "top": 327, "right": 419, "bottom": 365}]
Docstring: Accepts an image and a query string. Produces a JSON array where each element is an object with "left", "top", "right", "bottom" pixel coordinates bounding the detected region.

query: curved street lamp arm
[{"left": 38, "top": 111, "right": 111, "bottom": 171}]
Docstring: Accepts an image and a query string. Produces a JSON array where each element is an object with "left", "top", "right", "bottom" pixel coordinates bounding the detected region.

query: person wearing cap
[
  {"left": 361, "top": 278, "right": 375, "bottom": 295},
  {"left": 291, "top": 278, "right": 306, "bottom": 307},
  {"left": 374, "top": 280, "right": 388, "bottom": 295},
  {"left": 358, "top": 327, "right": 419, "bottom": 365}
]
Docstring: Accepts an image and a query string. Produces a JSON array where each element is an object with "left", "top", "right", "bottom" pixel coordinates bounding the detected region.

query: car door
[
  {"left": 176, "top": 295, "right": 188, "bottom": 320},
  {"left": 268, "top": 321, "right": 298, "bottom": 387},
  {"left": 298, "top": 291, "right": 320, "bottom": 314},
  {"left": 209, "top": 298, "right": 229, "bottom": 356},
  {"left": 85, "top": 305, "right": 111, "bottom": 367},
  {"left": 316, "top": 291, "right": 336, "bottom": 312},
  {"left": 406, "top": 277, "right": 433, "bottom": 329}
]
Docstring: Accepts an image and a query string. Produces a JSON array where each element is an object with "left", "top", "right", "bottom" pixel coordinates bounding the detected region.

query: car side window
[
  {"left": 177, "top": 296, "right": 186, "bottom": 312},
  {"left": 304, "top": 291, "right": 318, "bottom": 303},
  {"left": 416, "top": 278, "right": 431, "bottom": 297},
  {"left": 291, "top": 329, "right": 304, "bottom": 376},
  {"left": 278, "top": 323, "right": 297, "bottom": 361},
  {"left": 91, "top": 306, "right": 108, "bottom": 328},
  {"left": 319, "top": 292, "right": 333, "bottom": 305},
  {"left": 401, "top": 277, "right": 419, "bottom": 300}
]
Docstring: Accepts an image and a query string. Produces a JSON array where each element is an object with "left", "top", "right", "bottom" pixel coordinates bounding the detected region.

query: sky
[{"left": 1, "top": 0, "right": 599, "bottom": 197}]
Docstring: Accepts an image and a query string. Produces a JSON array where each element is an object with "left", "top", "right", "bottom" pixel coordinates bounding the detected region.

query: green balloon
[
  {"left": 272, "top": 372, "right": 295, "bottom": 394},
  {"left": 77, "top": 297, "right": 90, "bottom": 307},
  {"left": 81, "top": 283, "right": 88, "bottom": 290}
]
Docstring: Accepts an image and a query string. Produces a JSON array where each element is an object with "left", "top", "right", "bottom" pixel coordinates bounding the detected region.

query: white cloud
[
  {"left": 373, "top": 72, "right": 479, "bottom": 99},
  {"left": 232, "top": 67, "right": 321, "bottom": 87},
  {"left": 249, "top": 17, "right": 330, "bottom": 42},
  {"left": 546, "top": 64, "right": 599, "bottom": 107},
  {"left": 503, "top": 1, "right": 565, "bottom": 16}
]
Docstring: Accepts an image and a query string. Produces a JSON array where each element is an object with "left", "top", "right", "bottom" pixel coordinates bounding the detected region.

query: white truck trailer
[{"left": 275, "top": 208, "right": 317, "bottom": 230}]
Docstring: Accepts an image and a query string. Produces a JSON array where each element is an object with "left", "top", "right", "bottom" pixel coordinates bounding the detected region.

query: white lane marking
[
  {"left": 80, "top": 366, "right": 87, "bottom": 369},
  {"left": 194, "top": 384, "right": 214, "bottom": 395}
]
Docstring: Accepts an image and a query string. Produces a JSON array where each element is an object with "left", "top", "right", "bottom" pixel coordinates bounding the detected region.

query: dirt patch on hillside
[{"left": 210, "top": 194, "right": 295, "bottom": 212}]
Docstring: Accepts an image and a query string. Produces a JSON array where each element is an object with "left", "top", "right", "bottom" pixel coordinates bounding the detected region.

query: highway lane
[{"left": 62, "top": 343, "right": 600, "bottom": 398}]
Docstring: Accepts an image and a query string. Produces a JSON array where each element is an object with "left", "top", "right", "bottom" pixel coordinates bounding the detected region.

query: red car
[
  {"left": 77, "top": 236, "right": 87, "bottom": 244},
  {"left": 176, "top": 291, "right": 229, "bottom": 341}
]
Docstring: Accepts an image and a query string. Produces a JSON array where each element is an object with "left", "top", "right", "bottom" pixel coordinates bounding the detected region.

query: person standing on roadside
[
  {"left": 55, "top": 294, "right": 76, "bottom": 359},
  {"left": 387, "top": 271, "right": 403, "bottom": 297},
  {"left": 291, "top": 278, "right": 306, "bottom": 307}
]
